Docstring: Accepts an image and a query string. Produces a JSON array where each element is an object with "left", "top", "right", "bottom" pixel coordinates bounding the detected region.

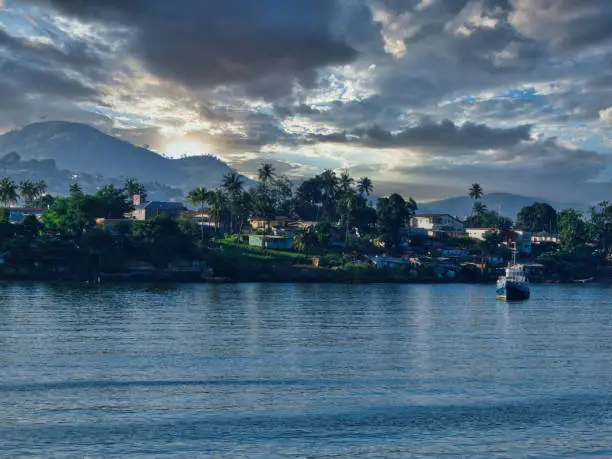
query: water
[{"left": 1, "top": 282, "right": 612, "bottom": 458}]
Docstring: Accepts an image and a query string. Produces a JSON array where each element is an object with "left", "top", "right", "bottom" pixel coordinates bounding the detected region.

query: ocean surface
[{"left": 1, "top": 282, "right": 612, "bottom": 458}]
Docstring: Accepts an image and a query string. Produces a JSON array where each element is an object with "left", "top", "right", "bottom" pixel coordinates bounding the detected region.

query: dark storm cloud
[
  {"left": 306, "top": 120, "right": 532, "bottom": 151},
  {"left": 31, "top": 0, "right": 358, "bottom": 98}
]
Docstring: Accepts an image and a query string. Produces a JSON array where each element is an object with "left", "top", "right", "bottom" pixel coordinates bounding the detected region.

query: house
[
  {"left": 130, "top": 201, "right": 187, "bottom": 221},
  {"left": 531, "top": 232, "right": 560, "bottom": 244},
  {"left": 467, "top": 228, "right": 532, "bottom": 255},
  {"left": 465, "top": 228, "right": 497, "bottom": 241},
  {"left": 411, "top": 214, "right": 464, "bottom": 234},
  {"left": 248, "top": 234, "right": 294, "bottom": 250},
  {"left": 249, "top": 216, "right": 292, "bottom": 230},
  {"left": 8, "top": 207, "right": 47, "bottom": 224},
  {"left": 96, "top": 218, "right": 133, "bottom": 236},
  {"left": 186, "top": 208, "right": 215, "bottom": 227}
]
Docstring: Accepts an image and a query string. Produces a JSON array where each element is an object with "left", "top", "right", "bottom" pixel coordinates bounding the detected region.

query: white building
[
  {"left": 465, "top": 228, "right": 496, "bottom": 241},
  {"left": 411, "top": 214, "right": 465, "bottom": 233}
]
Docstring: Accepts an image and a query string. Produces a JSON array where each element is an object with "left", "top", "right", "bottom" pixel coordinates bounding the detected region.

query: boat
[
  {"left": 496, "top": 244, "right": 530, "bottom": 301},
  {"left": 573, "top": 277, "right": 594, "bottom": 284}
]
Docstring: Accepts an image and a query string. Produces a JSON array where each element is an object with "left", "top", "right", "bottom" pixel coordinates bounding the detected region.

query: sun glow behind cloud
[{"left": 164, "top": 139, "right": 208, "bottom": 157}]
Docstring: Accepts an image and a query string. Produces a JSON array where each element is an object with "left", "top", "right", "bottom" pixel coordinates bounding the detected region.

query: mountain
[
  {"left": 0, "top": 121, "right": 252, "bottom": 190},
  {"left": 417, "top": 193, "right": 589, "bottom": 219}
]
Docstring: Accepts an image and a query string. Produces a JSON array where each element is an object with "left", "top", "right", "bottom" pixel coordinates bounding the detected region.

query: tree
[
  {"left": 319, "top": 169, "right": 340, "bottom": 221},
  {"left": 558, "top": 209, "right": 587, "bottom": 251},
  {"left": 294, "top": 226, "right": 319, "bottom": 252},
  {"left": 0, "top": 177, "right": 18, "bottom": 209},
  {"left": 18, "top": 180, "right": 38, "bottom": 207},
  {"left": 465, "top": 207, "right": 512, "bottom": 230},
  {"left": 357, "top": 177, "right": 373, "bottom": 196},
  {"left": 35, "top": 180, "right": 47, "bottom": 199},
  {"left": 187, "top": 187, "right": 209, "bottom": 241},
  {"left": 37, "top": 194, "right": 56, "bottom": 209},
  {"left": 69, "top": 183, "right": 82, "bottom": 197},
  {"left": 479, "top": 230, "right": 503, "bottom": 256},
  {"left": 221, "top": 172, "right": 244, "bottom": 233},
  {"left": 124, "top": 178, "right": 147, "bottom": 202},
  {"left": 207, "top": 189, "right": 227, "bottom": 232},
  {"left": 339, "top": 170, "right": 354, "bottom": 194},
  {"left": 376, "top": 193, "right": 416, "bottom": 250},
  {"left": 516, "top": 202, "right": 558, "bottom": 233},
  {"left": 258, "top": 162, "right": 276, "bottom": 186},
  {"left": 339, "top": 190, "right": 358, "bottom": 245},
  {"left": 469, "top": 183, "right": 484, "bottom": 201},
  {"left": 589, "top": 202, "right": 612, "bottom": 255}
]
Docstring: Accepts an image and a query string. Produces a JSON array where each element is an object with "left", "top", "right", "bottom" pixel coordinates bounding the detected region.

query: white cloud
[{"left": 599, "top": 107, "right": 612, "bottom": 123}]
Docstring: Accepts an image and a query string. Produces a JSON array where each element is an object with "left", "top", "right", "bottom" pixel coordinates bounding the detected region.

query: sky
[{"left": 1, "top": 0, "right": 612, "bottom": 203}]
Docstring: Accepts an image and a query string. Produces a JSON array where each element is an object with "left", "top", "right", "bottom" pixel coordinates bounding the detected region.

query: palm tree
[
  {"left": 221, "top": 172, "right": 244, "bottom": 196},
  {"left": 187, "top": 186, "right": 209, "bottom": 241},
  {"left": 339, "top": 170, "right": 354, "bottom": 194},
  {"left": 207, "top": 189, "right": 227, "bottom": 232},
  {"left": 294, "top": 226, "right": 319, "bottom": 252},
  {"left": 221, "top": 172, "right": 244, "bottom": 233},
  {"left": 357, "top": 177, "right": 373, "bottom": 196},
  {"left": 69, "top": 182, "right": 83, "bottom": 196},
  {"left": 319, "top": 169, "right": 339, "bottom": 220},
  {"left": 38, "top": 194, "right": 56, "bottom": 209},
  {"left": 340, "top": 190, "right": 358, "bottom": 245},
  {"left": 258, "top": 162, "right": 276, "bottom": 186},
  {"left": 124, "top": 178, "right": 147, "bottom": 202},
  {"left": 0, "top": 177, "right": 18, "bottom": 216},
  {"left": 35, "top": 180, "right": 47, "bottom": 198},
  {"left": 469, "top": 183, "right": 484, "bottom": 201},
  {"left": 18, "top": 180, "right": 37, "bottom": 207}
]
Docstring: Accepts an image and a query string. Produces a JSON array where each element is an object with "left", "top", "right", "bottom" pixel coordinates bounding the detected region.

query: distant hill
[
  {"left": 418, "top": 193, "right": 589, "bottom": 219},
  {"left": 0, "top": 121, "right": 252, "bottom": 190}
]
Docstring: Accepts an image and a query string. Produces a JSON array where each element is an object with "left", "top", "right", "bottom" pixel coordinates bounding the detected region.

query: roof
[
  {"left": 8, "top": 208, "right": 46, "bottom": 213},
  {"left": 250, "top": 215, "right": 291, "bottom": 221},
  {"left": 135, "top": 201, "right": 186, "bottom": 211},
  {"left": 415, "top": 213, "right": 464, "bottom": 223}
]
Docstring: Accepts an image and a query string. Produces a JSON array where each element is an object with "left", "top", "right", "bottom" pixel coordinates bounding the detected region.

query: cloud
[
  {"left": 510, "top": 0, "right": 612, "bottom": 51},
  {"left": 306, "top": 120, "right": 532, "bottom": 151},
  {"left": 394, "top": 136, "right": 611, "bottom": 202},
  {"left": 30, "top": 0, "right": 358, "bottom": 99},
  {"left": 599, "top": 107, "right": 612, "bottom": 123},
  {"left": 4, "top": 0, "right": 612, "bottom": 203}
]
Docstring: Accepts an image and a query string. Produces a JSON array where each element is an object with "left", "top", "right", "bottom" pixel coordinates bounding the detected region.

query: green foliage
[
  {"left": 465, "top": 205, "right": 513, "bottom": 230},
  {"left": 558, "top": 209, "right": 587, "bottom": 251},
  {"left": 43, "top": 186, "right": 133, "bottom": 240},
  {"left": 516, "top": 202, "right": 558, "bottom": 233},
  {"left": 469, "top": 183, "right": 484, "bottom": 200},
  {"left": 0, "top": 177, "right": 18, "bottom": 208},
  {"left": 294, "top": 226, "right": 319, "bottom": 252},
  {"left": 376, "top": 193, "right": 416, "bottom": 249},
  {"left": 589, "top": 201, "right": 612, "bottom": 255},
  {"left": 124, "top": 178, "right": 147, "bottom": 201},
  {"left": 357, "top": 177, "right": 373, "bottom": 196}
]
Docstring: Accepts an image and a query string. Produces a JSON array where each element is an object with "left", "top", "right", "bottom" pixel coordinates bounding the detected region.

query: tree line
[{"left": 187, "top": 164, "right": 419, "bottom": 251}]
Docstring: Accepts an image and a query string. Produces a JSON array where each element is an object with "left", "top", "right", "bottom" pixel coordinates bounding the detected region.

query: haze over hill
[
  {"left": 418, "top": 193, "right": 589, "bottom": 220},
  {"left": 0, "top": 122, "right": 249, "bottom": 191}
]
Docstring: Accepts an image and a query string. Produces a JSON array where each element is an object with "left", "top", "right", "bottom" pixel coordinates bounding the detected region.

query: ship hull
[{"left": 496, "top": 281, "right": 530, "bottom": 301}]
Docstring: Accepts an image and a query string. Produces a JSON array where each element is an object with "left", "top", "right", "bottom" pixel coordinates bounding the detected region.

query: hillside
[
  {"left": 418, "top": 193, "right": 588, "bottom": 219},
  {"left": 0, "top": 121, "right": 250, "bottom": 190}
]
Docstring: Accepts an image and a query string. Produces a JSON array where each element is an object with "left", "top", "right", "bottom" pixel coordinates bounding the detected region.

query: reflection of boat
[
  {"left": 573, "top": 277, "right": 594, "bottom": 284},
  {"left": 496, "top": 244, "right": 530, "bottom": 301}
]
